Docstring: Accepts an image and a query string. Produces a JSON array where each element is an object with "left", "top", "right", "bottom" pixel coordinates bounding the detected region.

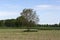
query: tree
[
  {"left": 20, "top": 8, "right": 39, "bottom": 31},
  {"left": 5, "top": 19, "right": 16, "bottom": 27},
  {"left": 0, "top": 20, "right": 4, "bottom": 26},
  {"left": 16, "top": 16, "right": 28, "bottom": 27},
  {"left": 21, "top": 8, "right": 39, "bottom": 24}
]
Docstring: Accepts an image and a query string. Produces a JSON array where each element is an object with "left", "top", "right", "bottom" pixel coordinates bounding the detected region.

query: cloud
[
  {"left": 33, "top": 4, "right": 60, "bottom": 24},
  {"left": 0, "top": 3, "right": 23, "bottom": 20},
  {"left": 36, "top": 5, "right": 51, "bottom": 8},
  {"left": 34, "top": 5, "right": 60, "bottom": 10},
  {"left": 0, "top": 11, "right": 20, "bottom": 20},
  {"left": 39, "top": 12, "right": 60, "bottom": 24}
]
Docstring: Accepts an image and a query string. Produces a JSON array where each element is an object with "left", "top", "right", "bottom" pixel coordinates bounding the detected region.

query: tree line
[{"left": 38, "top": 23, "right": 60, "bottom": 27}]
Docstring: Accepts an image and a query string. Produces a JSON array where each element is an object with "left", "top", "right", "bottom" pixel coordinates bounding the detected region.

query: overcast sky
[{"left": 0, "top": 0, "right": 60, "bottom": 24}]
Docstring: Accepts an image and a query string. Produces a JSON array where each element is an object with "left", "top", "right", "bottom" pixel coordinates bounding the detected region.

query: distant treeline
[
  {"left": 38, "top": 24, "right": 60, "bottom": 27},
  {"left": 0, "top": 18, "right": 60, "bottom": 27},
  {"left": 37, "top": 24, "right": 60, "bottom": 30},
  {"left": 0, "top": 19, "right": 60, "bottom": 29}
]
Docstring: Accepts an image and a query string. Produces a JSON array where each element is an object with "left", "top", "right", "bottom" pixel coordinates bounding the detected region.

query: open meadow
[{"left": 0, "top": 29, "right": 60, "bottom": 40}]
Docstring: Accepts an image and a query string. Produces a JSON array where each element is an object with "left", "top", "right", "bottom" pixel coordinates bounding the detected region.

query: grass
[{"left": 0, "top": 29, "right": 60, "bottom": 40}]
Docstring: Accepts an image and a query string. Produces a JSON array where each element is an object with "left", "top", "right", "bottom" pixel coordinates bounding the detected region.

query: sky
[{"left": 0, "top": 0, "right": 60, "bottom": 24}]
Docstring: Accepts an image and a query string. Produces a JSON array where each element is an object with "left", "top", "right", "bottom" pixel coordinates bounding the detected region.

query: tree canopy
[{"left": 21, "top": 8, "right": 39, "bottom": 25}]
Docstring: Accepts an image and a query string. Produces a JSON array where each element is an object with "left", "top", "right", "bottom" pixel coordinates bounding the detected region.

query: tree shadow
[{"left": 22, "top": 29, "right": 38, "bottom": 32}]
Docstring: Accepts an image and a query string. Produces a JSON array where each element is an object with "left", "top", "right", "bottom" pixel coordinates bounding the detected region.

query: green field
[{"left": 0, "top": 29, "right": 60, "bottom": 40}]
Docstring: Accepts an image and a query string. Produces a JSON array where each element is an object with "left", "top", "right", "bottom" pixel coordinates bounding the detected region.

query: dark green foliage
[
  {"left": 16, "top": 16, "right": 28, "bottom": 27},
  {"left": 37, "top": 24, "right": 60, "bottom": 30},
  {"left": 0, "top": 19, "right": 60, "bottom": 30},
  {"left": 5, "top": 19, "right": 16, "bottom": 27},
  {"left": 0, "top": 20, "right": 4, "bottom": 26}
]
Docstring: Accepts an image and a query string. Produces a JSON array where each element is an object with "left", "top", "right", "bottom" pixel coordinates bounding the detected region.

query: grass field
[{"left": 0, "top": 29, "right": 60, "bottom": 40}]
